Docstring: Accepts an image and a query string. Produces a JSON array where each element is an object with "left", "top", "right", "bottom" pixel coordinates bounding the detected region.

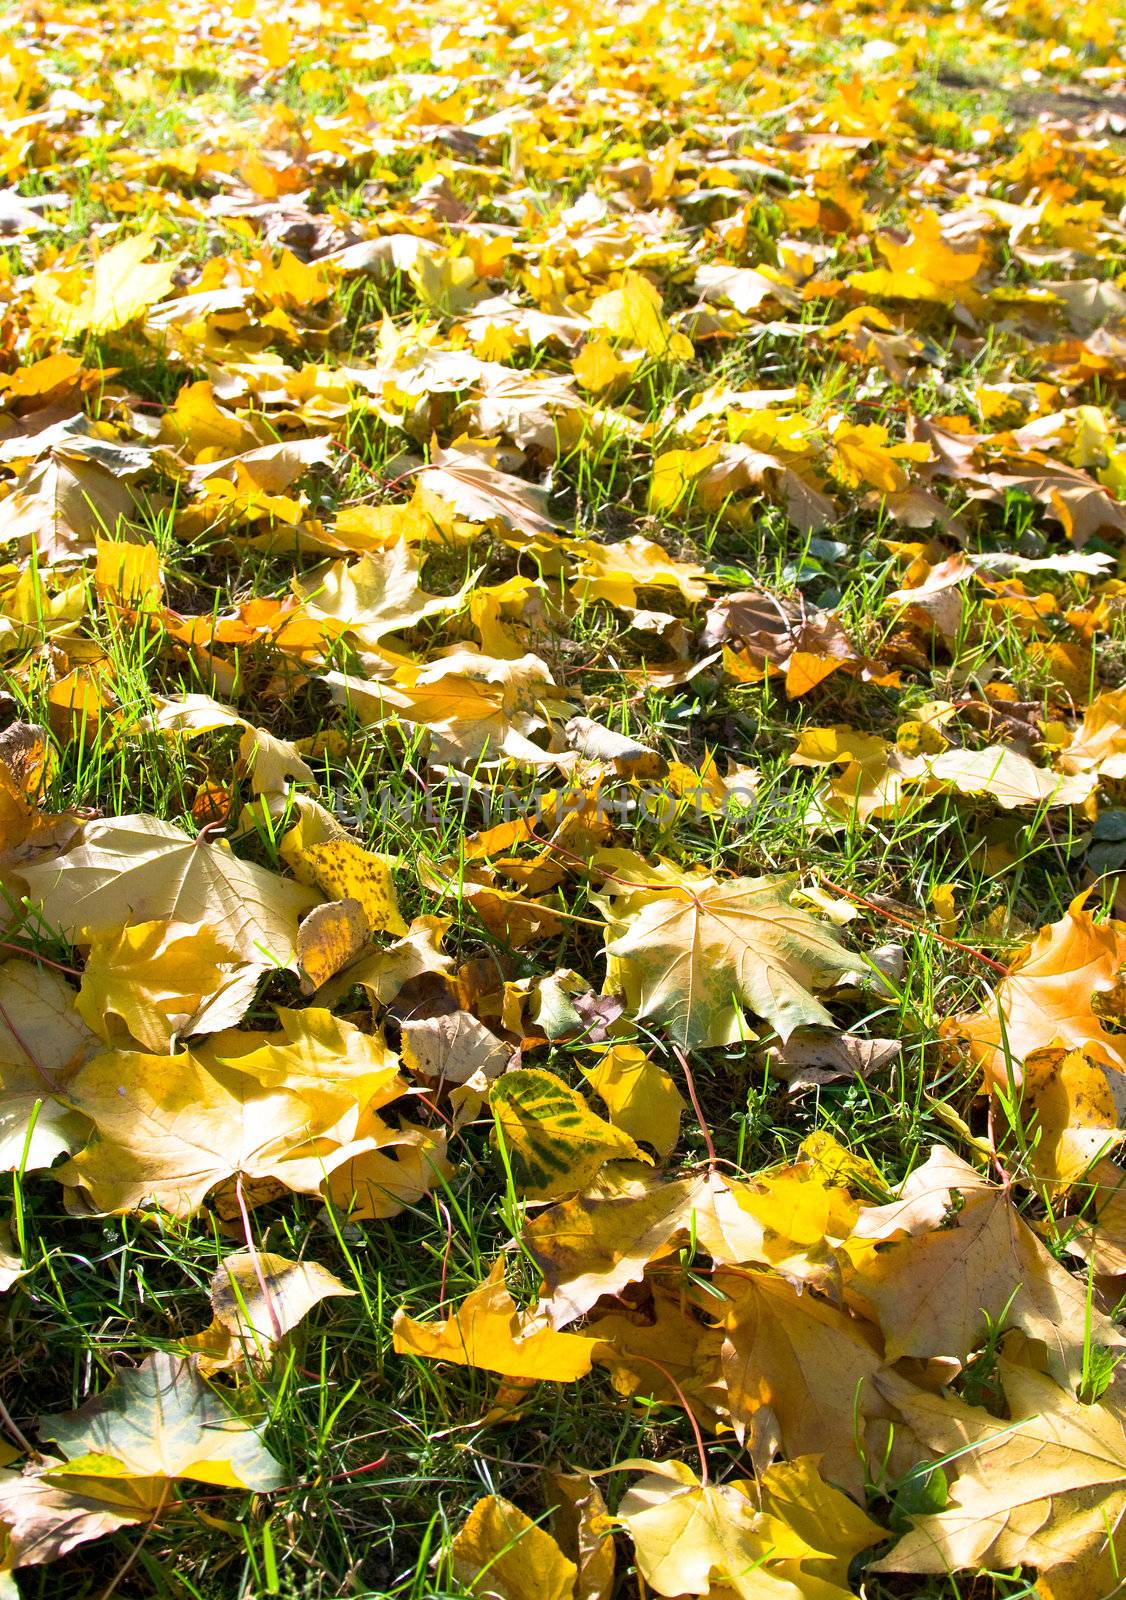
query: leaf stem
[
  {"left": 672, "top": 1044, "right": 717, "bottom": 1171},
  {"left": 628, "top": 1352, "right": 710, "bottom": 1487},
  {"left": 0, "top": 996, "right": 61, "bottom": 1097},
  {"left": 816, "top": 873, "right": 1010, "bottom": 976},
  {"left": 95, "top": 1479, "right": 170, "bottom": 1600},
  {"left": 234, "top": 1174, "right": 285, "bottom": 1347},
  {"left": 0, "top": 942, "right": 82, "bottom": 977},
  {"left": 0, "top": 1390, "right": 38, "bottom": 1460}
]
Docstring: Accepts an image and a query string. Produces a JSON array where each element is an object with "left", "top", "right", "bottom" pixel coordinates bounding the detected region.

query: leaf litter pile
[{"left": 2, "top": 0, "right": 1126, "bottom": 1595}]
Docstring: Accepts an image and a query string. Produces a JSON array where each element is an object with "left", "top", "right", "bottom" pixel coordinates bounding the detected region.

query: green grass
[{"left": 2, "top": 0, "right": 1125, "bottom": 1593}]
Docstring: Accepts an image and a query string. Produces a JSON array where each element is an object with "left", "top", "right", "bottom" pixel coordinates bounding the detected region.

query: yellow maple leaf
[
  {"left": 596, "top": 861, "right": 866, "bottom": 1049},
  {"left": 449, "top": 1496, "right": 577, "bottom": 1600},
  {"left": 393, "top": 1259, "right": 598, "bottom": 1381},
  {"left": 572, "top": 334, "right": 635, "bottom": 392},
  {"left": 588, "top": 271, "right": 693, "bottom": 361},
  {"left": 846, "top": 210, "right": 986, "bottom": 302},
  {"left": 616, "top": 1455, "right": 883, "bottom": 1600},
  {"left": 874, "top": 1361, "right": 1126, "bottom": 1598},
  {"left": 259, "top": 21, "right": 291, "bottom": 69},
  {"left": 31, "top": 229, "right": 179, "bottom": 337},
  {"left": 944, "top": 895, "right": 1126, "bottom": 1089},
  {"left": 828, "top": 417, "right": 930, "bottom": 493},
  {"left": 581, "top": 1044, "right": 685, "bottom": 1158},
  {"left": 648, "top": 444, "right": 722, "bottom": 512}
]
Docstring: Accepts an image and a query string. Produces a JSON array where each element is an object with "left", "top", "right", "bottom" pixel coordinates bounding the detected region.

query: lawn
[{"left": 1, "top": 0, "right": 1126, "bottom": 1597}]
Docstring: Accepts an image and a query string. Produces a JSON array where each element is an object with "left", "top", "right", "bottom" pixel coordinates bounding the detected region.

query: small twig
[
  {"left": 1041, "top": 814, "right": 1070, "bottom": 878},
  {"left": 378, "top": 463, "right": 428, "bottom": 496},
  {"left": 411, "top": 1089, "right": 454, "bottom": 1131},
  {"left": 334, "top": 440, "right": 387, "bottom": 488},
  {"left": 403, "top": 759, "right": 429, "bottom": 795},
  {"left": 333, "top": 441, "right": 428, "bottom": 501},
  {"left": 817, "top": 873, "right": 1010, "bottom": 977},
  {"left": 671, "top": 1044, "right": 717, "bottom": 1171},
  {"left": 233, "top": 1175, "right": 284, "bottom": 1347}
]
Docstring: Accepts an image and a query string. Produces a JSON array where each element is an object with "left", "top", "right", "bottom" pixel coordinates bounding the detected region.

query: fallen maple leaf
[
  {"left": 0, "top": 1350, "right": 281, "bottom": 1570},
  {"left": 526, "top": 1161, "right": 854, "bottom": 1329},
  {"left": 0, "top": 1467, "right": 157, "bottom": 1570},
  {"left": 30, "top": 229, "right": 179, "bottom": 337},
  {"left": 450, "top": 1495, "right": 577, "bottom": 1600},
  {"left": 580, "top": 1044, "right": 685, "bottom": 1159},
  {"left": 393, "top": 1259, "right": 598, "bottom": 1381},
  {"left": 320, "top": 916, "right": 453, "bottom": 1009},
  {"left": 873, "top": 1361, "right": 1126, "bottom": 1600},
  {"left": 545, "top": 1472, "right": 616, "bottom": 1600},
  {"left": 966, "top": 460, "right": 1126, "bottom": 545},
  {"left": 19, "top": 815, "right": 319, "bottom": 967},
  {"left": 1020, "top": 1047, "right": 1124, "bottom": 1188},
  {"left": 293, "top": 541, "right": 473, "bottom": 647},
  {"left": 296, "top": 898, "right": 370, "bottom": 991},
  {"left": 0, "top": 959, "right": 93, "bottom": 1170},
  {"left": 572, "top": 534, "right": 709, "bottom": 610},
  {"left": 703, "top": 589, "right": 862, "bottom": 696},
  {"left": 490, "top": 1067, "right": 648, "bottom": 1199},
  {"left": 400, "top": 1010, "right": 513, "bottom": 1086},
  {"left": 41, "top": 1350, "right": 282, "bottom": 1491},
  {"left": 321, "top": 1122, "right": 451, "bottom": 1222},
  {"left": 845, "top": 1145, "right": 1124, "bottom": 1386},
  {"left": 58, "top": 1011, "right": 404, "bottom": 1216},
  {"left": 418, "top": 444, "right": 557, "bottom": 536},
  {"left": 799, "top": 738, "right": 1097, "bottom": 827},
  {"left": 185, "top": 437, "right": 333, "bottom": 495},
  {"left": 188, "top": 1251, "right": 354, "bottom": 1372},
  {"left": 1060, "top": 686, "right": 1126, "bottom": 779},
  {"left": 596, "top": 862, "right": 866, "bottom": 1049},
  {"left": 847, "top": 210, "right": 986, "bottom": 304},
  {"left": 697, "top": 442, "right": 839, "bottom": 536},
  {"left": 943, "top": 896, "right": 1126, "bottom": 1090},
  {"left": 1063, "top": 1158, "right": 1126, "bottom": 1278},
  {"left": 694, "top": 262, "right": 794, "bottom": 314},
  {"left": 0, "top": 447, "right": 140, "bottom": 563},
  {"left": 924, "top": 747, "right": 1095, "bottom": 809},
  {"left": 588, "top": 270, "right": 693, "bottom": 361},
  {"left": 588, "top": 1282, "right": 724, "bottom": 1422},
  {"left": 76, "top": 920, "right": 260, "bottom": 1051},
  {"left": 767, "top": 1031, "right": 900, "bottom": 1089},
  {"left": 828, "top": 416, "right": 931, "bottom": 494},
  {"left": 285, "top": 836, "right": 406, "bottom": 937},
  {"left": 717, "top": 1266, "right": 894, "bottom": 1497},
  {"left": 615, "top": 1454, "right": 883, "bottom": 1599},
  {"left": 326, "top": 649, "right": 562, "bottom": 768}
]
